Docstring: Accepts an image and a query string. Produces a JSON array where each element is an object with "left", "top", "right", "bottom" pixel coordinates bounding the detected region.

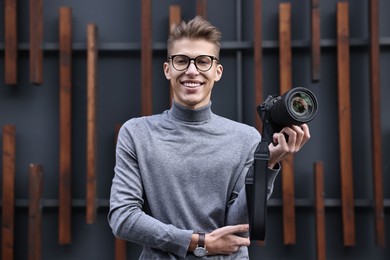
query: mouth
[{"left": 181, "top": 81, "right": 203, "bottom": 88}]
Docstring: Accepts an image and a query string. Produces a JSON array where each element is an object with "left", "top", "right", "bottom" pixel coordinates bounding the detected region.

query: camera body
[{"left": 258, "top": 87, "right": 318, "bottom": 141}]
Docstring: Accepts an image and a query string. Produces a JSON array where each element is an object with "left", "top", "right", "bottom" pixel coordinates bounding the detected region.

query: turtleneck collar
[{"left": 169, "top": 101, "right": 212, "bottom": 123}]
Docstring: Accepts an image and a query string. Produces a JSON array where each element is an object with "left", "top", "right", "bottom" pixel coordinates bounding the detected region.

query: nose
[{"left": 186, "top": 60, "right": 199, "bottom": 75}]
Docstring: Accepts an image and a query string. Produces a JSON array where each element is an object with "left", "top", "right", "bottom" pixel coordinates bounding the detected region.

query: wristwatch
[{"left": 193, "top": 232, "right": 208, "bottom": 257}]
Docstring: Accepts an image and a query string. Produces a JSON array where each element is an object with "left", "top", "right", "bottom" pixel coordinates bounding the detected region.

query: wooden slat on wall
[
  {"left": 28, "top": 164, "right": 43, "bottom": 260},
  {"left": 279, "top": 2, "right": 296, "bottom": 245},
  {"left": 59, "top": 6, "right": 73, "bottom": 244},
  {"left": 114, "top": 123, "right": 127, "bottom": 260},
  {"left": 169, "top": 5, "right": 182, "bottom": 104},
  {"left": 169, "top": 5, "right": 181, "bottom": 33},
  {"left": 5, "top": 0, "right": 18, "bottom": 85},
  {"left": 196, "top": 0, "right": 207, "bottom": 18},
  {"left": 369, "top": 0, "right": 385, "bottom": 247},
  {"left": 253, "top": 0, "right": 263, "bottom": 133},
  {"left": 141, "top": 0, "right": 153, "bottom": 116},
  {"left": 29, "top": 0, "right": 43, "bottom": 84},
  {"left": 2, "top": 125, "right": 16, "bottom": 260},
  {"left": 86, "top": 23, "right": 98, "bottom": 224},
  {"left": 336, "top": 2, "right": 355, "bottom": 246},
  {"left": 311, "top": 0, "right": 321, "bottom": 82},
  {"left": 315, "top": 162, "right": 326, "bottom": 260}
]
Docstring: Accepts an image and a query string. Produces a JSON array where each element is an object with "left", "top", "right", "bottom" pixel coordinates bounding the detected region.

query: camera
[
  {"left": 246, "top": 87, "right": 318, "bottom": 240},
  {"left": 258, "top": 87, "right": 318, "bottom": 139}
]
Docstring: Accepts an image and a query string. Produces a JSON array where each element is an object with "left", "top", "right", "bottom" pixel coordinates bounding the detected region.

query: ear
[
  {"left": 163, "top": 62, "right": 171, "bottom": 80},
  {"left": 214, "top": 64, "right": 223, "bottom": 82}
]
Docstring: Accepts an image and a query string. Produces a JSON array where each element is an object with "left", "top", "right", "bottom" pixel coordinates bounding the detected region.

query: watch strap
[{"left": 197, "top": 232, "right": 205, "bottom": 247}]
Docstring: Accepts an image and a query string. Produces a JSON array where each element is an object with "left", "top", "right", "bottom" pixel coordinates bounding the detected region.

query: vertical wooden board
[
  {"left": 311, "top": 0, "right": 321, "bottom": 82},
  {"left": 169, "top": 5, "right": 181, "bottom": 33},
  {"left": 114, "top": 123, "right": 127, "bottom": 260},
  {"left": 196, "top": 0, "right": 207, "bottom": 18},
  {"left": 141, "top": 0, "right": 153, "bottom": 116},
  {"left": 279, "top": 2, "right": 296, "bottom": 245},
  {"left": 2, "top": 125, "right": 16, "bottom": 260},
  {"left": 315, "top": 162, "right": 326, "bottom": 260},
  {"left": 169, "top": 5, "right": 182, "bottom": 104},
  {"left": 29, "top": 0, "right": 43, "bottom": 84},
  {"left": 115, "top": 239, "right": 127, "bottom": 260},
  {"left": 253, "top": 0, "right": 263, "bottom": 133},
  {"left": 86, "top": 23, "right": 98, "bottom": 224},
  {"left": 28, "top": 164, "right": 43, "bottom": 260},
  {"left": 5, "top": 0, "right": 18, "bottom": 84},
  {"left": 336, "top": 2, "right": 355, "bottom": 246},
  {"left": 369, "top": 0, "right": 385, "bottom": 247},
  {"left": 59, "top": 6, "right": 73, "bottom": 244}
]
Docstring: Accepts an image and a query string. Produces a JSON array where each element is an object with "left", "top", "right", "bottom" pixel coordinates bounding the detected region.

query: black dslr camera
[
  {"left": 258, "top": 87, "right": 318, "bottom": 142},
  {"left": 246, "top": 87, "right": 318, "bottom": 240}
]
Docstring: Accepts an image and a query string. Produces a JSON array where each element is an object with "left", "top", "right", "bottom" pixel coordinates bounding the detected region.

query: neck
[{"left": 169, "top": 101, "right": 212, "bottom": 123}]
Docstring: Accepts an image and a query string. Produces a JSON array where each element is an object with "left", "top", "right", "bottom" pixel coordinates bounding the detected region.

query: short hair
[{"left": 167, "top": 16, "right": 222, "bottom": 58}]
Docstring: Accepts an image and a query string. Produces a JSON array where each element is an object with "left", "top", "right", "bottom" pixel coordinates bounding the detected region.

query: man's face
[{"left": 163, "top": 38, "right": 223, "bottom": 109}]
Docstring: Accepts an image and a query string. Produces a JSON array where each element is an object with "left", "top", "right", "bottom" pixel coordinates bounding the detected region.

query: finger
[
  {"left": 301, "top": 123, "right": 311, "bottom": 142},
  {"left": 281, "top": 127, "right": 296, "bottom": 151},
  {"left": 237, "top": 237, "right": 251, "bottom": 247},
  {"left": 290, "top": 125, "right": 304, "bottom": 151},
  {"left": 272, "top": 132, "right": 287, "bottom": 148},
  {"left": 219, "top": 224, "right": 249, "bottom": 236}
]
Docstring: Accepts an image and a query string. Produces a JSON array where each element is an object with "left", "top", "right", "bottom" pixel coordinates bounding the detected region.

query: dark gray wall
[{"left": 0, "top": 0, "right": 389, "bottom": 259}]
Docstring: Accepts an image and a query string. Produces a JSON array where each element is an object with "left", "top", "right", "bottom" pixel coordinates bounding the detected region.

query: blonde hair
[{"left": 167, "top": 16, "right": 222, "bottom": 57}]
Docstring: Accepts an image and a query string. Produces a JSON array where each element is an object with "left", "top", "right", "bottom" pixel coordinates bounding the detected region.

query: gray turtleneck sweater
[{"left": 108, "top": 101, "right": 279, "bottom": 259}]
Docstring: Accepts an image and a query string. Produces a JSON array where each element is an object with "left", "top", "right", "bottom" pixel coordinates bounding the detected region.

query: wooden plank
[
  {"left": 2, "top": 124, "right": 16, "bottom": 260},
  {"left": 29, "top": 0, "right": 43, "bottom": 84},
  {"left": 314, "top": 162, "right": 326, "bottom": 260},
  {"left": 86, "top": 23, "right": 98, "bottom": 224},
  {"left": 369, "top": 0, "right": 385, "bottom": 247},
  {"left": 279, "top": 2, "right": 296, "bottom": 245},
  {"left": 28, "top": 164, "right": 43, "bottom": 260},
  {"left": 253, "top": 0, "right": 263, "bottom": 133},
  {"left": 141, "top": 0, "right": 153, "bottom": 116},
  {"left": 336, "top": 2, "right": 355, "bottom": 246},
  {"left": 5, "top": 0, "right": 18, "bottom": 84},
  {"left": 59, "top": 6, "right": 73, "bottom": 244},
  {"left": 169, "top": 5, "right": 181, "bottom": 104},
  {"left": 114, "top": 123, "right": 127, "bottom": 260},
  {"left": 115, "top": 239, "right": 127, "bottom": 260},
  {"left": 169, "top": 5, "right": 181, "bottom": 33},
  {"left": 311, "top": 0, "right": 321, "bottom": 82},
  {"left": 196, "top": 0, "right": 207, "bottom": 18}
]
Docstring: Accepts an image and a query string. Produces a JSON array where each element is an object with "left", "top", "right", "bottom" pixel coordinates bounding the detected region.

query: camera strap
[
  {"left": 245, "top": 103, "right": 274, "bottom": 240},
  {"left": 245, "top": 140, "right": 269, "bottom": 240}
]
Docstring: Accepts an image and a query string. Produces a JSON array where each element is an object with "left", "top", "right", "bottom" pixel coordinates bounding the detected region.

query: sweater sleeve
[{"left": 107, "top": 124, "right": 193, "bottom": 258}]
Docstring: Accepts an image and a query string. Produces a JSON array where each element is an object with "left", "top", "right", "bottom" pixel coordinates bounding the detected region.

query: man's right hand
[{"left": 205, "top": 224, "right": 251, "bottom": 256}]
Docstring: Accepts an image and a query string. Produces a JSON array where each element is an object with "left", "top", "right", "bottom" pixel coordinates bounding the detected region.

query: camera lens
[
  {"left": 286, "top": 88, "right": 317, "bottom": 123},
  {"left": 268, "top": 87, "right": 318, "bottom": 129},
  {"left": 289, "top": 92, "right": 314, "bottom": 118}
]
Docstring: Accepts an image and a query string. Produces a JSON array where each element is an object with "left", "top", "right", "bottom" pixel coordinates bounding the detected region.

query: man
[{"left": 108, "top": 16, "right": 310, "bottom": 259}]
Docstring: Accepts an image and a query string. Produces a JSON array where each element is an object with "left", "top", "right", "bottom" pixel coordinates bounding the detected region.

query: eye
[
  {"left": 196, "top": 56, "right": 211, "bottom": 65},
  {"left": 173, "top": 56, "right": 188, "bottom": 64}
]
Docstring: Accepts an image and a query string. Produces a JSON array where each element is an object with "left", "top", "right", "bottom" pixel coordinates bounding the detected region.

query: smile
[{"left": 182, "top": 81, "right": 203, "bottom": 88}]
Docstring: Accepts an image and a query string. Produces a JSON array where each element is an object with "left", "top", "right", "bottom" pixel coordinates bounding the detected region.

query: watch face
[{"left": 193, "top": 246, "right": 207, "bottom": 257}]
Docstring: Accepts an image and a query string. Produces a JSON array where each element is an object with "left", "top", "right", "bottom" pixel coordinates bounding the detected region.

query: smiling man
[{"left": 108, "top": 16, "right": 310, "bottom": 259}]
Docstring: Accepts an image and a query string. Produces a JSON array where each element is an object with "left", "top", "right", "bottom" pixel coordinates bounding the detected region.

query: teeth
[{"left": 183, "top": 82, "right": 201, "bottom": 88}]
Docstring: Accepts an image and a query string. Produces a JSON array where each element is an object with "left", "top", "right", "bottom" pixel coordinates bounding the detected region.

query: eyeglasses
[{"left": 167, "top": 55, "right": 219, "bottom": 72}]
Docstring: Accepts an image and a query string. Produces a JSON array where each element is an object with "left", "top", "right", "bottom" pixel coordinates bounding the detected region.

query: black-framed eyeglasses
[{"left": 167, "top": 55, "right": 219, "bottom": 72}]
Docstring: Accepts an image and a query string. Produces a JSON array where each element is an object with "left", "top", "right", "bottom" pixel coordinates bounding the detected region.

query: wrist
[
  {"left": 188, "top": 233, "right": 199, "bottom": 252},
  {"left": 193, "top": 232, "right": 208, "bottom": 257}
]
